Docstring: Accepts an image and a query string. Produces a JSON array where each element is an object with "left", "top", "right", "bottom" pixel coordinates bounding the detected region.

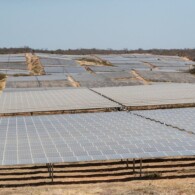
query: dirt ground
[
  {"left": 0, "top": 79, "right": 6, "bottom": 91},
  {"left": 0, "top": 157, "right": 194, "bottom": 195},
  {"left": 77, "top": 56, "right": 112, "bottom": 67},
  {"left": 26, "top": 53, "right": 45, "bottom": 75},
  {"left": 0, "top": 178, "right": 194, "bottom": 195}
]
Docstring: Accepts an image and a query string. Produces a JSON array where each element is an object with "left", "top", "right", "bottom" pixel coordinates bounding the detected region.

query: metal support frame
[
  {"left": 133, "top": 158, "right": 135, "bottom": 174},
  {"left": 46, "top": 163, "right": 54, "bottom": 182},
  {"left": 126, "top": 159, "right": 129, "bottom": 168},
  {"left": 140, "top": 159, "right": 142, "bottom": 177}
]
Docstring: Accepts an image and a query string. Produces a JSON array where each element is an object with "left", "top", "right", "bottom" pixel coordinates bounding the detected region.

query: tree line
[{"left": 0, "top": 47, "right": 195, "bottom": 61}]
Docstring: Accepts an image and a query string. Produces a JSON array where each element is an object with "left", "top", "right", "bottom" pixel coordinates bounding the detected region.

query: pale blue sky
[{"left": 0, "top": 0, "right": 195, "bottom": 50}]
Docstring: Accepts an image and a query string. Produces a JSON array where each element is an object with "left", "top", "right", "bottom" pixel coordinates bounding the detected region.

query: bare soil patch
[
  {"left": 0, "top": 157, "right": 194, "bottom": 194},
  {"left": 67, "top": 76, "right": 81, "bottom": 87},
  {"left": 131, "top": 70, "right": 150, "bottom": 85},
  {"left": 26, "top": 53, "right": 45, "bottom": 75},
  {"left": 77, "top": 56, "right": 112, "bottom": 67},
  {"left": 0, "top": 73, "right": 6, "bottom": 91}
]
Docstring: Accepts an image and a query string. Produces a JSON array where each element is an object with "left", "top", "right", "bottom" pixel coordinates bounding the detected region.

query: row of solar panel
[
  {"left": 0, "top": 88, "right": 120, "bottom": 114},
  {"left": 1, "top": 84, "right": 195, "bottom": 114},
  {"left": 0, "top": 111, "right": 194, "bottom": 166}
]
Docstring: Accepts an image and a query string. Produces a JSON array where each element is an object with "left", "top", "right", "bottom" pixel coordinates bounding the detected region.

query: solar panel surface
[
  {"left": 132, "top": 108, "right": 195, "bottom": 134},
  {"left": 0, "top": 88, "right": 120, "bottom": 114},
  {"left": 93, "top": 84, "right": 195, "bottom": 107},
  {"left": 0, "top": 112, "right": 195, "bottom": 166}
]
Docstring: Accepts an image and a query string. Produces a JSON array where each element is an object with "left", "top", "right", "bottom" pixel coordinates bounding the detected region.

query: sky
[{"left": 0, "top": 0, "right": 195, "bottom": 50}]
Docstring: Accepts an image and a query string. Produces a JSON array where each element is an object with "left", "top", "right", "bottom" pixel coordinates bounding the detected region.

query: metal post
[
  {"left": 133, "top": 158, "right": 135, "bottom": 174},
  {"left": 46, "top": 163, "right": 51, "bottom": 178},
  {"left": 51, "top": 164, "right": 54, "bottom": 182},
  {"left": 49, "top": 163, "right": 51, "bottom": 178},
  {"left": 126, "top": 159, "right": 129, "bottom": 168},
  {"left": 140, "top": 159, "right": 142, "bottom": 177}
]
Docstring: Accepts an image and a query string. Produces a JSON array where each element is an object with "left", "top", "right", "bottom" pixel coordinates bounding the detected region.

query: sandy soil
[
  {"left": 0, "top": 79, "right": 6, "bottom": 91},
  {"left": 67, "top": 76, "right": 80, "bottom": 87},
  {"left": 183, "top": 57, "right": 191, "bottom": 61},
  {"left": 77, "top": 60, "right": 101, "bottom": 66},
  {"left": 1, "top": 179, "right": 195, "bottom": 195},
  {"left": 0, "top": 157, "right": 194, "bottom": 195},
  {"left": 131, "top": 70, "right": 150, "bottom": 85},
  {"left": 26, "top": 53, "right": 45, "bottom": 75},
  {"left": 77, "top": 56, "right": 112, "bottom": 67}
]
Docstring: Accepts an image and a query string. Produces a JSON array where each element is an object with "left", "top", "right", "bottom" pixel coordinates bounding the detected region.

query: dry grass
[
  {"left": 0, "top": 73, "right": 6, "bottom": 91},
  {"left": 67, "top": 76, "right": 80, "bottom": 87},
  {"left": 131, "top": 70, "right": 150, "bottom": 85},
  {"left": 26, "top": 53, "right": 45, "bottom": 75},
  {"left": 77, "top": 57, "right": 112, "bottom": 67}
]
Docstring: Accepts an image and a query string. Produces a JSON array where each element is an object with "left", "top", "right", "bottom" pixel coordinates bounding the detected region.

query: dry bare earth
[
  {"left": 0, "top": 157, "right": 195, "bottom": 195},
  {"left": 0, "top": 74, "right": 6, "bottom": 91},
  {"left": 26, "top": 53, "right": 45, "bottom": 75},
  {"left": 77, "top": 57, "right": 112, "bottom": 67}
]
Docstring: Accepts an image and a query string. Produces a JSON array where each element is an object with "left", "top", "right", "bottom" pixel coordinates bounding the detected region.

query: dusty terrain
[
  {"left": 1, "top": 179, "right": 195, "bottom": 195},
  {"left": 0, "top": 157, "right": 194, "bottom": 195},
  {"left": 77, "top": 56, "right": 112, "bottom": 67},
  {"left": 26, "top": 53, "right": 45, "bottom": 75},
  {"left": 0, "top": 74, "right": 6, "bottom": 91}
]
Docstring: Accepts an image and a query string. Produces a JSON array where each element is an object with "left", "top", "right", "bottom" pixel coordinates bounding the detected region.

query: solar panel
[
  {"left": 136, "top": 70, "right": 195, "bottom": 83},
  {"left": 0, "top": 88, "right": 120, "bottom": 114},
  {"left": 64, "top": 66, "right": 86, "bottom": 74},
  {"left": 7, "top": 76, "right": 37, "bottom": 82},
  {"left": 44, "top": 66, "right": 66, "bottom": 74},
  {"left": 36, "top": 74, "right": 67, "bottom": 81},
  {"left": 114, "top": 64, "right": 150, "bottom": 71},
  {"left": 0, "top": 69, "right": 29, "bottom": 75},
  {"left": 92, "top": 84, "right": 195, "bottom": 107},
  {"left": 89, "top": 66, "right": 121, "bottom": 72},
  {"left": 40, "top": 58, "right": 79, "bottom": 66},
  {"left": 132, "top": 108, "right": 195, "bottom": 134},
  {"left": 0, "top": 112, "right": 194, "bottom": 166}
]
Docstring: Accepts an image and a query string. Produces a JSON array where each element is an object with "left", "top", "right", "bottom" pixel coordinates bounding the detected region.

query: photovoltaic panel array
[
  {"left": 7, "top": 74, "right": 67, "bottom": 82},
  {"left": 0, "top": 112, "right": 195, "bottom": 166},
  {"left": 0, "top": 88, "right": 120, "bottom": 114},
  {"left": 0, "top": 69, "right": 29, "bottom": 75},
  {"left": 132, "top": 108, "right": 195, "bottom": 134},
  {"left": 92, "top": 84, "right": 195, "bottom": 107}
]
